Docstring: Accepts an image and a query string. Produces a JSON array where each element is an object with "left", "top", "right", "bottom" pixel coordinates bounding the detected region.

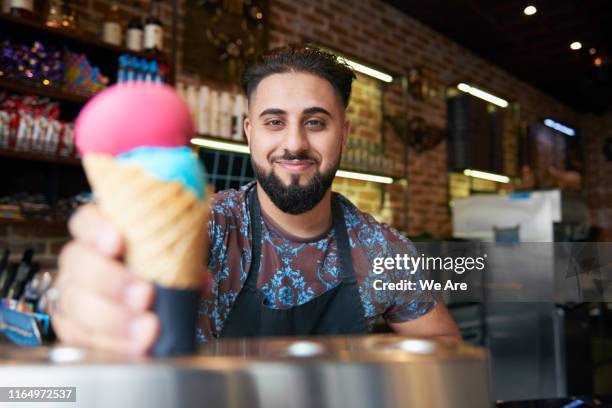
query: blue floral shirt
[{"left": 197, "top": 182, "right": 435, "bottom": 342}]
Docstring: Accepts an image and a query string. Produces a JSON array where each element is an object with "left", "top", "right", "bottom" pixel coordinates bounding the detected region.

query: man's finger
[
  {"left": 52, "top": 314, "right": 157, "bottom": 355},
  {"left": 68, "top": 204, "right": 124, "bottom": 257},
  {"left": 58, "top": 242, "right": 154, "bottom": 311},
  {"left": 59, "top": 285, "right": 158, "bottom": 342}
]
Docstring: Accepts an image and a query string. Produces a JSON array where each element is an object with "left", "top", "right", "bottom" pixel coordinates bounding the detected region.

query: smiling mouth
[{"left": 274, "top": 159, "right": 317, "bottom": 173}]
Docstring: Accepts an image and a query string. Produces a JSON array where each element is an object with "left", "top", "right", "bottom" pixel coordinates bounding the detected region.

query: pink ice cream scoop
[{"left": 75, "top": 83, "right": 194, "bottom": 155}]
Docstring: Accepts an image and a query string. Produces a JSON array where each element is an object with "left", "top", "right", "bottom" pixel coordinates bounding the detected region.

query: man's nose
[{"left": 283, "top": 122, "right": 310, "bottom": 153}]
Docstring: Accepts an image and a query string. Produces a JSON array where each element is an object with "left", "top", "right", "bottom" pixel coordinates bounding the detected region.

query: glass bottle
[
  {"left": 9, "top": 0, "right": 37, "bottom": 20},
  {"left": 102, "top": 2, "right": 122, "bottom": 46},
  {"left": 45, "top": 0, "right": 62, "bottom": 27},
  {"left": 144, "top": 0, "right": 163, "bottom": 52},
  {"left": 126, "top": 3, "right": 144, "bottom": 51}
]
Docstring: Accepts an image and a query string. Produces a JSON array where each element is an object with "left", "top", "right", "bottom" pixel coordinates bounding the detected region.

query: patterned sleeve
[{"left": 381, "top": 228, "right": 438, "bottom": 324}]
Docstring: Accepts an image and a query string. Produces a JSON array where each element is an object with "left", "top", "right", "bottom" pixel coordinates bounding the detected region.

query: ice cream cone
[{"left": 83, "top": 154, "right": 208, "bottom": 290}]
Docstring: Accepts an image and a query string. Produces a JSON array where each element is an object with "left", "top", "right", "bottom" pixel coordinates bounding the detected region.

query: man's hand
[
  {"left": 389, "top": 302, "right": 462, "bottom": 343},
  {"left": 52, "top": 204, "right": 160, "bottom": 354}
]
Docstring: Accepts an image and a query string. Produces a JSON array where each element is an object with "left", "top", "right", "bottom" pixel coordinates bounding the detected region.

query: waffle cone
[{"left": 83, "top": 154, "right": 208, "bottom": 289}]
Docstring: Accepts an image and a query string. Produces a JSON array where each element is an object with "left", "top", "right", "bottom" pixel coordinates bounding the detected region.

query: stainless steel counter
[{"left": 0, "top": 335, "right": 491, "bottom": 408}]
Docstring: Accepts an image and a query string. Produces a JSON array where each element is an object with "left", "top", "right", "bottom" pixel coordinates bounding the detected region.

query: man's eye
[
  {"left": 265, "top": 120, "right": 284, "bottom": 127},
  {"left": 305, "top": 119, "right": 325, "bottom": 128}
]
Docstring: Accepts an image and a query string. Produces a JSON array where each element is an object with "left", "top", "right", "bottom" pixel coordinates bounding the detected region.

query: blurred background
[{"left": 0, "top": 0, "right": 610, "bottom": 404}]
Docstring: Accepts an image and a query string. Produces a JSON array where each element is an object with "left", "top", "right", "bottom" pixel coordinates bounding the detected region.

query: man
[{"left": 54, "top": 46, "right": 460, "bottom": 353}]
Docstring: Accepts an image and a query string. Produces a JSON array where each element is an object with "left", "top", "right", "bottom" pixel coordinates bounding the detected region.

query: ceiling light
[
  {"left": 336, "top": 57, "right": 393, "bottom": 83},
  {"left": 523, "top": 5, "right": 537, "bottom": 15},
  {"left": 336, "top": 170, "right": 393, "bottom": 184},
  {"left": 594, "top": 57, "right": 603, "bottom": 67},
  {"left": 463, "top": 169, "right": 510, "bottom": 184},
  {"left": 570, "top": 41, "right": 582, "bottom": 50},
  {"left": 457, "top": 83, "right": 509, "bottom": 108},
  {"left": 543, "top": 118, "right": 575, "bottom": 136},
  {"left": 589, "top": 48, "right": 597, "bottom": 55},
  {"left": 190, "top": 137, "right": 251, "bottom": 154}
]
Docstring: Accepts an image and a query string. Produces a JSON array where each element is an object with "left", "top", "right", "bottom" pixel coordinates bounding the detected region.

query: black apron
[{"left": 220, "top": 185, "right": 367, "bottom": 338}]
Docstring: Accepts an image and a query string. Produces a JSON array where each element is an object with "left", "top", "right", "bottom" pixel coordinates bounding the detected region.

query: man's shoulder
[{"left": 337, "top": 193, "right": 413, "bottom": 254}]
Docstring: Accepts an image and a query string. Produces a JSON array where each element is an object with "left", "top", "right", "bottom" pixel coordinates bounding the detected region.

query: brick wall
[
  {"left": 581, "top": 112, "right": 612, "bottom": 241},
  {"left": 266, "top": 0, "right": 584, "bottom": 237}
]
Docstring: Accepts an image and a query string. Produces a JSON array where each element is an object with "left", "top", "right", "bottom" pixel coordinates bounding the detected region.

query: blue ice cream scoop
[{"left": 117, "top": 146, "right": 206, "bottom": 200}]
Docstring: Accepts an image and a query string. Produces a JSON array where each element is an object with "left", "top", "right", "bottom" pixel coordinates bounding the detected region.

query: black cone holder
[{"left": 152, "top": 284, "right": 200, "bottom": 357}]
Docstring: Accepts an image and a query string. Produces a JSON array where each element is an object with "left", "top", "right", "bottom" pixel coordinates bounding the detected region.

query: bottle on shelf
[
  {"left": 126, "top": 3, "right": 144, "bottom": 52},
  {"left": 61, "top": 0, "right": 78, "bottom": 29},
  {"left": 219, "top": 91, "right": 232, "bottom": 139},
  {"left": 197, "top": 85, "right": 211, "bottom": 135},
  {"left": 144, "top": 0, "right": 163, "bottom": 53},
  {"left": 117, "top": 54, "right": 129, "bottom": 83},
  {"left": 149, "top": 60, "right": 161, "bottom": 83},
  {"left": 231, "top": 93, "right": 245, "bottom": 141},
  {"left": 209, "top": 90, "right": 220, "bottom": 137},
  {"left": 185, "top": 84, "right": 198, "bottom": 125},
  {"left": 9, "top": 0, "right": 37, "bottom": 20},
  {"left": 5, "top": 248, "right": 34, "bottom": 300},
  {"left": 136, "top": 59, "right": 147, "bottom": 81},
  {"left": 102, "top": 1, "right": 123, "bottom": 46},
  {"left": 0, "top": 250, "right": 9, "bottom": 285},
  {"left": 45, "top": 0, "right": 62, "bottom": 27}
]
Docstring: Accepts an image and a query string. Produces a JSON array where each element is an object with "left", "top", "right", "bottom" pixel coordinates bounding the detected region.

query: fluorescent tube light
[
  {"left": 543, "top": 118, "right": 575, "bottom": 136},
  {"left": 457, "top": 83, "right": 509, "bottom": 108},
  {"left": 337, "top": 57, "right": 393, "bottom": 83},
  {"left": 336, "top": 170, "right": 393, "bottom": 184},
  {"left": 463, "top": 169, "right": 510, "bottom": 184},
  {"left": 190, "top": 137, "right": 251, "bottom": 154}
]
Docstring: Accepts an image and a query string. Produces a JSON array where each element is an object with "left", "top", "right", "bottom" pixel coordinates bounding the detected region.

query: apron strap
[
  {"left": 245, "top": 185, "right": 263, "bottom": 289},
  {"left": 331, "top": 193, "right": 356, "bottom": 283}
]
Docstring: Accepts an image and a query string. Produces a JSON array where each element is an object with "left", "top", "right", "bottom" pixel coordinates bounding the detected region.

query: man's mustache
[{"left": 271, "top": 150, "right": 319, "bottom": 163}]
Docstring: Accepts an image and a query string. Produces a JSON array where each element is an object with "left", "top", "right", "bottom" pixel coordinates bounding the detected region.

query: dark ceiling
[{"left": 384, "top": 0, "right": 612, "bottom": 114}]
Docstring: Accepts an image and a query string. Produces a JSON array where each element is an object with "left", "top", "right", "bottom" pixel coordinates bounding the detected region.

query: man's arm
[{"left": 389, "top": 302, "right": 461, "bottom": 343}]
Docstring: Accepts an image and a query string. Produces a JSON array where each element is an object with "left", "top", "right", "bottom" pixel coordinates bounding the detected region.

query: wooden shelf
[
  {"left": 0, "top": 77, "right": 91, "bottom": 104},
  {"left": 0, "top": 148, "right": 81, "bottom": 166},
  {"left": 0, "top": 12, "right": 170, "bottom": 64},
  {"left": 0, "top": 217, "right": 68, "bottom": 233}
]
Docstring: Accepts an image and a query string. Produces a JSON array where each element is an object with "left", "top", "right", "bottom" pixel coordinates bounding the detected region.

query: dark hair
[{"left": 241, "top": 45, "right": 356, "bottom": 108}]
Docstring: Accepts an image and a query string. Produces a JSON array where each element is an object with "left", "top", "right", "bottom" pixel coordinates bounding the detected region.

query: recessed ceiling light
[
  {"left": 589, "top": 48, "right": 597, "bottom": 55},
  {"left": 570, "top": 41, "right": 582, "bottom": 50},
  {"left": 523, "top": 5, "right": 537, "bottom": 16}
]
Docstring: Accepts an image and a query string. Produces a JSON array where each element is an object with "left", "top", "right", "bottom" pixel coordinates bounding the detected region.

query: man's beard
[{"left": 251, "top": 151, "right": 340, "bottom": 215}]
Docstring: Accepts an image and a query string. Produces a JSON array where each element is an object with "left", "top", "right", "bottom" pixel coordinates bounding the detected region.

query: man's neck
[{"left": 255, "top": 183, "right": 333, "bottom": 239}]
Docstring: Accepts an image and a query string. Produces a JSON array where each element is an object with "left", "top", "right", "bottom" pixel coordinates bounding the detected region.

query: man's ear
[
  {"left": 244, "top": 116, "right": 251, "bottom": 145},
  {"left": 341, "top": 115, "right": 351, "bottom": 153}
]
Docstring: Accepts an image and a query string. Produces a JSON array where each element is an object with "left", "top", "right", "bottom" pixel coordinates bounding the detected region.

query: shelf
[
  {"left": 0, "top": 217, "right": 68, "bottom": 233},
  {"left": 0, "top": 148, "right": 81, "bottom": 166},
  {"left": 0, "top": 77, "right": 92, "bottom": 104},
  {"left": 191, "top": 135, "right": 397, "bottom": 184},
  {"left": 0, "top": 12, "right": 170, "bottom": 64}
]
